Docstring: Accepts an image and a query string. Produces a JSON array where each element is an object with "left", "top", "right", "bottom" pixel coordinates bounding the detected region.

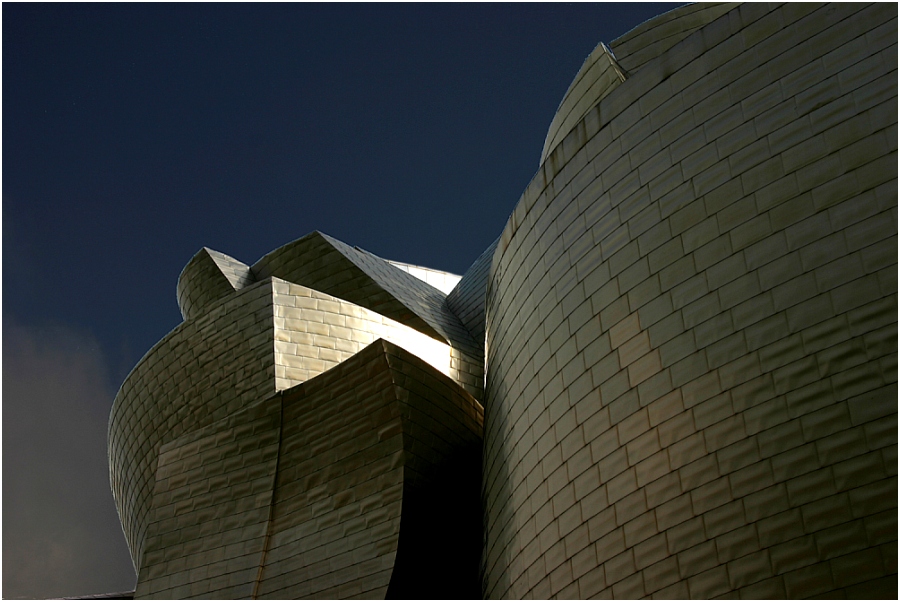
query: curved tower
[{"left": 483, "top": 3, "right": 896, "bottom": 598}]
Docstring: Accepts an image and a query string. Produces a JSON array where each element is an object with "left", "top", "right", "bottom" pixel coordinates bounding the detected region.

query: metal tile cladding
[{"left": 108, "top": 3, "right": 897, "bottom": 598}]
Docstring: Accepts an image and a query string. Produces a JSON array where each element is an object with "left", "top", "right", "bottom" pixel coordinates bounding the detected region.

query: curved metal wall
[
  {"left": 109, "top": 280, "right": 276, "bottom": 569},
  {"left": 111, "top": 277, "right": 469, "bottom": 571},
  {"left": 540, "top": 41, "right": 626, "bottom": 164},
  {"left": 130, "top": 340, "right": 483, "bottom": 599},
  {"left": 484, "top": 3, "right": 897, "bottom": 598}
]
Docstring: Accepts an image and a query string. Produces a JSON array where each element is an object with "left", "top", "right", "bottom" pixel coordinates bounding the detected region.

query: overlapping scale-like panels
[
  {"left": 133, "top": 340, "right": 482, "bottom": 599},
  {"left": 484, "top": 3, "right": 896, "bottom": 599},
  {"left": 110, "top": 231, "right": 486, "bottom": 598},
  {"left": 110, "top": 280, "right": 276, "bottom": 570},
  {"left": 261, "top": 341, "right": 482, "bottom": 600}
]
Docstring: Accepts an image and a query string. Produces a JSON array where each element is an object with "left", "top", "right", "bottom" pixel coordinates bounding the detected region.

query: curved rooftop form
[
  {"left": 252, "top": 231, "right": 484, "bottom": 398},
  {"left": 540, "top": 41, "right": 627, "bottom": 164},
  {"left": 608, "top": 2, "right": 738, "bottom": 74},
  {"left": 176, "top": 247, "right": 254, "bottom": 320},
  {"left": 252, "top": 232, "right": 446, "bottom": 342},
  {"left": 531, "top": 2, "right": 750, "bottom": 251},
  {"left": 540, "top": 2, "right": 740, "bottom": 165}
]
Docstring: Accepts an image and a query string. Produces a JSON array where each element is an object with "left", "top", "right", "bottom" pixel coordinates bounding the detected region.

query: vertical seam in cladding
[{"left": 251, "top": 393, "right": 284, "bottom": 599}]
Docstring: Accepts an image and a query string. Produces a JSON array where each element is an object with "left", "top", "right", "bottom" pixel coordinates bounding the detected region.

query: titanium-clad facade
[
  {"left": 110, "top": 234, "right": 485, "bottom": 598},
  {"left": 483, "top": 3, "right": 897, "bottom": 598},
  {"left": 108, "top": 3, "right": 897, "bottom": 598}
]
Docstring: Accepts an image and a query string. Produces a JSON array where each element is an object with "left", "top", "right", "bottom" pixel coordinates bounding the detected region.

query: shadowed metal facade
[
  {"left": 110, "top": 236, "right": 485, "bottom": 598},
  {"left": 109, "top": 3, "right": 897, "bottom": 598}
]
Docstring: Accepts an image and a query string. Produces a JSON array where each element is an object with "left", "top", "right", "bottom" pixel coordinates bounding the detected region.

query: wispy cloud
[{"left": 3, "top": 317, "right": 136, "bottom": 598}]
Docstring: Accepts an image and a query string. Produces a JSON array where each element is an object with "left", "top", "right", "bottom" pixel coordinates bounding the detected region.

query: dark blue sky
[{"left": 3, "top": 3, "right": 678, "bottom": 597}]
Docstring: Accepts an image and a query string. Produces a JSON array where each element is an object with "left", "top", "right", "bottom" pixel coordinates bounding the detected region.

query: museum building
[{"left": 108, "top": 3, "right": 898, "bottom": 598}]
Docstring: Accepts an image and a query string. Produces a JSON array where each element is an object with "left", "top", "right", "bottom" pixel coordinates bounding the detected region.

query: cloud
[{"left": 3, "top": 318, "right": 136, "bottom": 598}]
